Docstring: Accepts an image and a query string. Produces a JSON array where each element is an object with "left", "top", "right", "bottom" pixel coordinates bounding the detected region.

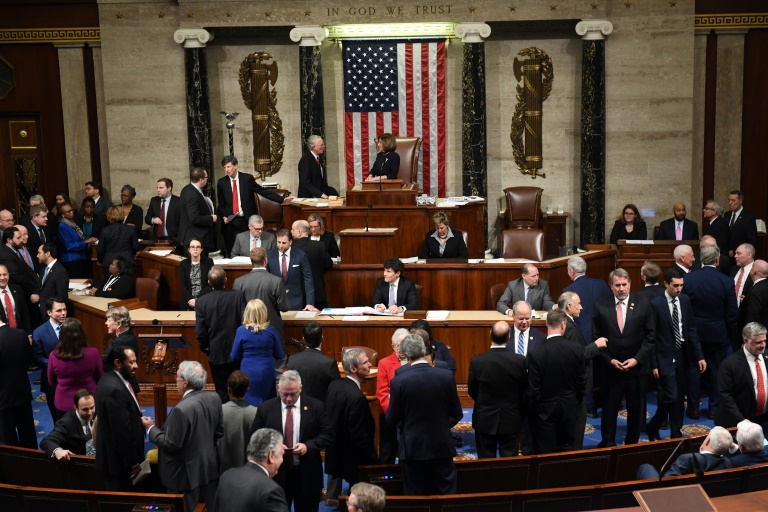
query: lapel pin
[{"left": 303, "top": 406, "right": 308, "bottom": 411}]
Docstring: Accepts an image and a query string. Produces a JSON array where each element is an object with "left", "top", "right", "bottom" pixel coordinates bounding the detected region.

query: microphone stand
[
  {"left": 366, "top": 203, "right": 372, "bottom": 232},
  {"left": 657, "top": 438, "right": 687, "bottom": 485}
]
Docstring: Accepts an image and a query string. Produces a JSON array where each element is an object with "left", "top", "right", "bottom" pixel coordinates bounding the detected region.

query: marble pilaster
[
  {"left": 692, "top": 34, "right": 707, "bottom": 206},
  {"left": 90, "top": 44, "right": 111, "bottom": 194},
  {"left": 291, "top": 26, "right": 327, "bottom": 165}
]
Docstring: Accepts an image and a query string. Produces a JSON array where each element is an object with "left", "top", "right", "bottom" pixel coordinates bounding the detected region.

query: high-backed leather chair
[
  {"left": 146, "top": 268, "right": 162, "bottom": 284},
  {"left": 414, "top": 284, "right": 423, "bottom": 309},
  {"left": 489, "top": 282, "right": 507, "bottom": 310},
  {"left": 504, "top": 186, "right": 543, "bottom": 229},
  {"left": 284, "top": 338, "right": 307, "bottom": 365},
  {"left": 394, "top": 137, "right": 423, "bottom": 185},
  {"left": 255, "top": 189, "right": 290, "bottom": 233},
  {"left": 135, "top": 277, "right": 159, "bottom": 310},
  {"left": 500, "top": 229, "right": 546, "bottom": 261},
  {"left": 341, "top": 346, "right": 379, "bottom": 367}
]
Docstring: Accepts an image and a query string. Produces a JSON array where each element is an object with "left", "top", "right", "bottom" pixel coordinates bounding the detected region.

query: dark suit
[
  {"left": 681, "top": 266, "right": 738, "bottom": 418},
  {"left": 506, "top": 328, "right": 546, "bottom": 357},
  {"left": 286, "top": 349, "right": 340, "bottom": 403},
  {"left": 298, "top": 151, "right": 338, "bottom": 198},
  {"left": 123, "top": 206, "right": 144, "bottom": 238},
  {"left": 704, "top": 216, "right": 731, "bottom": 257},
  {"left": 178, "top": 258, "right": 214, "bottom": 310},
  {"left": 742, "top": 279, "right": 768, "bottom": 334},
  {"left": 251, "top": 395, "right": 332, "bottom": 512},
  {"left": 609, "top": 220, "right": 647, "bottom": 245},
  {"left": 637, "top": 452, "right": 732, "bottom": 479},
  {"left": 94, "top": 273, "right": 135, "bottom": 299},
  {"left": 730, "top": 448, "right": 768, "bottom": 467},
  {"left": 233, "top": 268, "right": 287, "bottom": 342},
  {"left": 324, "top": 378, "right": 378, "bottom": 485},
  {"left": 213, "top": 462, "right": 288, "bottom": 512},
  {"left": 716, "top": 348, "right": 768, "bottom": 431},
  {"left": 76, "top": 213, "right": 106, "bottom": 239},
  {"left": 35, "top": 261, "right": 69, "bottom": 318},
  {"left": 149, "top": 389, "right": 223, "bottom": 511},
  {"left": 370, "top": 150, "right": 400, "bottom": 179},
  {"left": 468, "top": 347, "right": 526, "bottom": 458},
  {"left": 496, "top": 277, "right": 555, "bottom": 313},
  {"left": 419, "top": 229, "right": 468, "bottom": 259},
  {"left": 145, "top": 194, "right": 182, "bottom": 242},
  {"left": 292, "top": 237, "right": 332, "bottom": 309},
  {"left": 32, "top": 320, "right": 61, "bottom": 421},
  {"left": 372, "top": 276, "right": 418, "bottom": 311},
  {"left": 655, "top": 217, "right": 700, "bottom": 241},
  {"left": 267, "top": 248, "right": 315, "bottom": 310},
  {"left": 647, "top": 293, "right": 704, "bottom": 438},
  {"left": 312, "top": 231, "right": 340, "bottom": 259},
  {"left": 0, "top": 283, "right": 32, "bottom": 334},
  {"left": 724, "top": 208, "right": 758, "bottom": 252},
  {"left": 23, "top": 220, "right": 56, "bottom": 271},
  {"left": 592, "top": 293, "right": 656, "bottom": 446},
  {"left": 634, "top": 284, "right": 666, "bottom": 301},
  {"left": 195, "top": 288, "right": 246, "bottom": 402},
  {"left": 95, "top": 370, "right": 145, "bottom": 491},
  {"left": 97, "top": 222, "right": 140, "bottom": 266},
  {"left": 562, "top": 275, "right": 612, "bottom": 347},
  {"left": 40, "top": 408, "right": 89, "bottom": 457},
  {"left": 670, "top": 262, "right": 691, "bottom": 277},
  {"left": 92, "top": 196, "right": 113, "bottom": 217},
  {"left": 563, "top": 316, "right": 602, "bottom": 449},
  {"left": 0, "top": 243, "right": 38, "bottom": 299},
  {"left": 386, "top": 363, "right": 462, "bottom": 495},
  {"left": 0, "top": 325, "right": 36, "bottom": 449},
  {"left": 179, "top": 183, "right": 216, "bottom": 251}
]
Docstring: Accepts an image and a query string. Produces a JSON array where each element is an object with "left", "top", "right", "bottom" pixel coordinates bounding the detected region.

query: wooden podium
[
  {"left": 346, "top": 183, "right": 418, "bottom": 206},
  {"left": 339, "top": 228, "right": 398, "bottom": 264}
]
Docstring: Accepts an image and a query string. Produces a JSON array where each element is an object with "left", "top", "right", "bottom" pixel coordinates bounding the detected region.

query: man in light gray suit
[
  {"left": 142, "top": 361, "right": 223, "bottom": 512},
  {"left": 232, "top": 247, "right": 287, "bottom": 343},
  {"left": 231, "top": 215, "right": 276, "bottom": 257},
  {"left": 496, "top": 263, "right": 555, "bottom": 315}
]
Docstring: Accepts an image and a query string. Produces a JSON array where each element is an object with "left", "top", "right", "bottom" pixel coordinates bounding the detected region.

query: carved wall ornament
[{"left": 509, "top": 47, "right": 553, "bottom": 179}]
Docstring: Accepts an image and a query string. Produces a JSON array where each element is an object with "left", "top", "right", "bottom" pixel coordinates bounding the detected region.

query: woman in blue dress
[{"left": 230, "top": 298, "right": 285, "bottom": 407}]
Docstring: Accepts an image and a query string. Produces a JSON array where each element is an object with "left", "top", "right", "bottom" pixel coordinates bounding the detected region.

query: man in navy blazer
[
  {"left": 729, "top": 419, "right": 768, "bottom": 467},
  {"left": 178, "top": 167, "right": 217, "bottom": 254},
  {"left": 682, "top": 245, "right": 738, "bottom": 420},
  {"left": 24, "top": 204, "right": 56, "bottom": 272},
  {"left": 386, "top": 333, "right": 463, "bottom": 495},
  {"left": 636, "top": 426, "right": 733, "bottom": 479},
  {"left": 32, "top": 297, "right": 67, "bottom": 421},
  {"left": 286, "top": 322, "right": 341, "bottom": 403},
  {"left": 267, "top": 229, "right": 317, "bottom": 311},
  {"left": 645, "top": 270, "right": 706, "bottom": 440},
  {"left": 372, "top": 258, "right": 418, "bottom": 313},
  {"left": 634, "top": 261, "right": 667, "bottom": 302},
  {"left": 0, "top": 319, "right": 37, "bottom": 449},
  {"left": 724, "top": 190, "right": 757, "bottom": 257},
  {"left": 297, "top": 135, "right": 339, "bottom": 198},
  {"left": 145, "top": 178, "right": 182, "bottom": 243},
  {"left": 655, "top": 202, "right": 700, "bottom": 241},
  {"left": 31, "top": 243, "right": 68, "bottom": 319}
]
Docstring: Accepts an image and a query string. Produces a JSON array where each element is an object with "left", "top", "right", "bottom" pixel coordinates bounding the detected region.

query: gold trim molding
[
  {"left": 0, "top": 28, "right": 100, "bottom": 44},
  {"left": 695, "top": 14, "right": 768, "bottom": 32}
]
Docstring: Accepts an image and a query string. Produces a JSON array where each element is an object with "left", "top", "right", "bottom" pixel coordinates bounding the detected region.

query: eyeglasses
[
  {"left": 251, "top": 227, "right": 264, "bottom": 231},
  {"left": 189, "top": 246, "right": 202, "bottom": 250},
  {"left": 703, "top": 207, "right": 715, "bottom": 211}
]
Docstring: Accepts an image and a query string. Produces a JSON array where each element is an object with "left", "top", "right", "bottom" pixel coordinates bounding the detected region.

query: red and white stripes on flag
[{"left": 343, "top": 40, "right": 446, "bottom": 196}]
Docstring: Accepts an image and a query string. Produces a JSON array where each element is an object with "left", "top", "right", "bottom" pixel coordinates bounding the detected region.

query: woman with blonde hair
[{"left": 230, "top": 299, "right": 285, "bottom": 407}]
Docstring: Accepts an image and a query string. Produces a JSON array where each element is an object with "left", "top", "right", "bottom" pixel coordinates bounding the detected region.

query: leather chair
[
  {"left": 341, "top": 346, "right": 379, "bottom": 367},
  {"left": 504, "top": 186, "right": 543, "bottom": 229},
  {"left": 414, "top": 284, "right": 423, "bottom": 309},
  {"left": 146, "top": 268, "right": 161, "bottom": 284},
  {"left": 255, "top": 189, "right": 290, "bottom": 233},
  {"left": 135, "top": 277, "right": 159, "bottom": 310},
  {"left": 500, "top": 229, "right": 546, "bottom": 261},
  {"left": 284, "top": 337, "right": 307, "bottom": 365},
  {"left": 394, "top": 137, "right": 423, "bottom": 185},
  {"left": 489, "top": 282, "right": 507, "bottom": 310}
]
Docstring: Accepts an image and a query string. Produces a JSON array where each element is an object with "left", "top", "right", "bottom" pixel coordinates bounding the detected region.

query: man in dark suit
[
  {"left": 0, "top": 318, "right": 36, "bottom": 448},
  {"left": 143, "top": 361, "right": 223, "bottom": 512},
  {"left": 645, "top": 270, "right": 706, "bottom": 440},
  {"left": 682, "top": 245, "right": 738, "bottom": 420},
  {"left": 734, "top": 244, "right": 756, "bottom": 337},
  {"left": 324, "top": 349, "right": 379, "bottom": 502},
  {"left": 40, "top": 389, "right": 95, "bottom": 459},
  {"left": 716, "top": 322, "right": 768, "bottom": 430},
  {"left": 250, "top": 370, "right": 333, "bottom": 512},
  {"left": 527, "top": 310, "right": 586, "bottom": 454},
  {"left": 703, "top": 200, "right": 730, "bottom": 259},
  {"left": 506, "top": 301, "right": 546, "bottom": 358},
  {"left": 408, "top": 319, "right": 457, "bottom": 373},
  {"left": 286, "top": 322, "right": 340, "bottom": 403},
  {"left": 497, "top": 263, "right": 555, "bottom": 314},
  {"left": 729, "top": 419, "right": 768, "bottom": 467},
  {"left": 24, "top": 204, "right": 56, "bottom": 272},
  {"left": 593, "top": 268, "right": 656, "bottom": 447},
  {"left": 386, "top": 333, "right": 463, "bottom": 495},
  {"left": 30, "top": 243, "right": 68, "bottom": 318},
  {"left": 468, "top": 321, "right": 527, "bottom": 458},
  {"left": 267, "top": 229, "right": 317, "bottom": 311},
  {"left": 0, "top": 263, "right": 32, "bottom": 335},
  {"left": 559, "top": 292, "right": 607, "bottom": 449},
  {"left": 145, "top": 178, "right": 182, "bottom": 243},
  {"left": 231, "top": 215, "right": 277, "bottom": 256},
  {"left": 195, "top": 266, "right": 246, "bottom": 403},
  {"left": 233, "top": 247, "right": 288, "bottom": 343},
  {"left": 32, "top": 297, "right": 67, "bottom": 421},
  {"left": 217, "top": 155, "right": 286, "bottom": 257},
  {"left": 670, "top": 244, "right": 695, "bottom": 276},
  {"left": 298, "top": 135, "right": 339, "bottom": 198},
  {"left": 0, "top": 227, "right": 38, "bottom": 307},
  {"left": 692, "top": 235, "right": 731, "bottom": 275},
  {"left": 636, "top": 426, "right": 733, "bottom": 479},
  {"left": 291, "top": 220, "right": 332, "bottom": 309},
  {"left": 742, "top": 260, "right": 768, "bottom": 331},
  {"left": 0, "top": 209, "right": 13, "bottom": 239},
  {"left": 655, "top": 202, "right": 700, "bottom": 241},
  {"left": 213, "top": 428, "right": 288, "bottom": 512},
  {"left": 178, "top": 167, "right": 218, "bottom": 254},
  {"left": 95, "top": 345, "right": 145, "bottom": 491},
  {"left": 634, "top": 261, "right": 666, "bottom": 301},
  {"left": 372, "top": 257, "right": 418, "bottom": 313},
  {"left": 724, "top": 189, "right": 758, "bottom": 258},
  {"left": 84, "top": 181, "right": 113, "bottom": 217}
]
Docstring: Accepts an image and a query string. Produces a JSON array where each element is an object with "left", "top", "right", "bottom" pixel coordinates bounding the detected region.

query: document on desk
[
  {"left": 149, "top": 249, "right": 174, "bottom": 256},
  {"left": 399, "top": 256, "right": 419, "bottom": 264},
  {"left": 68, "top": 281, "right": 90, "bottom": 291},
  {"left": 343, "top": 316, "right": 370, "bottom": 322},
  {"left": 294, "top": 311, "right": 317, "bottom": 319},
  {"left": 426, "top": 310, "right": 450, "bottom": 320},
  {"left": 218, "top": 256, "right": 252, "bottom": 265}
]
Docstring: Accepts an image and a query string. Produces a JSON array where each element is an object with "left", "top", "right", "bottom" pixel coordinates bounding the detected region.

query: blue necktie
[{"left": 517, "top": 331, "right": 525, "bottom": 355}]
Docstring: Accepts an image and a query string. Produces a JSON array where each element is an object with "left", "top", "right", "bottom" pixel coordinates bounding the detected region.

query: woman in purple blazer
[{"left": 48, "top": 318, "right": 104, "bottom": 420}]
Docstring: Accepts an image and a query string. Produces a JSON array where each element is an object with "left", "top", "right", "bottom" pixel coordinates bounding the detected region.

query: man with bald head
[
  {"left": 468, "top": 321, "right": 527, "bottom": 458},
  {"left": 742, "top": 260, "right": 768, "bottom": 331},
  {"left": 291, "top": 220, "right": 332, "bottom": 310},
  {"left": 656, "top": 202, "right": 700, "bottom": 241}
]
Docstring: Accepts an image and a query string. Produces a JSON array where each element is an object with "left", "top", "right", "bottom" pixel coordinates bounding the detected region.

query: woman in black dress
[
  {"left": 98, "top": 205, "right": 140, "bottom": 271},
  {"left": 89, "top": 256, "right": 135, "bottom": 299},
  {"left": 365, "top": 132, "right": 400, "bottom": 181},
  {"left": 419, "top": 211, "right": 468, "bottom": 259},
  {"left": 307, "top": 213, "right": 340, "bottom": 259},
  {"left": 119, "top": 184, "right": 144, "bottom": 238},
  {"left": 179, "top": 238, "right": 214, "bottom": 309},
  {"left": 609, "top": 203, "right": 648, "bottom": 245}
]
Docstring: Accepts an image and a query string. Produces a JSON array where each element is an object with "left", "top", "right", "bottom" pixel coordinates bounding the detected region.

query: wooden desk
[
  {"left": 346, "top": 183, "right": 417, "bottom": 206},
  {"left": 617, "top": 240, "right": 700, "bottom": 291},
  {"left": 338, "top": 228, "right": 397, "bottom": 265}
]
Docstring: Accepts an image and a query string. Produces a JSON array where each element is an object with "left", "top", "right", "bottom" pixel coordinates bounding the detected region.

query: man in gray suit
[
  {"left": 231, "top": 215, "right": 276, "bottom": 257},
  {"left": 142, "top": 361, "right": 223, "bottom": 512},
  {"left": 233, "top": 247, "right": 287, "bottom": 343},
  {"left": 497, "top": 263, "right": 555, "bottom": 314}
]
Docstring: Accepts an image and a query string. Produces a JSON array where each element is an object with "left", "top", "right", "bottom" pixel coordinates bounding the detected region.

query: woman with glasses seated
[
  {"left": 609, "top": 203, "right": 647, "bottom": 245},
  {"left": 364, "top": 133, "right": 400, "bottom": 181},
  {"left": 179, "top": 238, "right": 214, "bottom": 309}
]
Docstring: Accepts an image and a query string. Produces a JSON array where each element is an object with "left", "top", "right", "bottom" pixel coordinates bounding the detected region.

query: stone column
[
  {"left": 56, "top": 43, "right": 93, "bottom": 197},
  {"left": 575, "top": 19, "right": 613, "bottom": 247},
  {"left": 456, "top": 22, "right": 491, "bottom": 250},
  {"left": 90, "top": 43, "right": 111, "bottom": 189},
  {"left": 290, "top": 26, "right": 327, "bottom": 153},
  {"left": 174, "top": 28, "right": 214, "bottom": 186}
]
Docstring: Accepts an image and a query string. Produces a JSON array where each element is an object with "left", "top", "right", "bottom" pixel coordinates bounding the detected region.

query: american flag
[{"left": 343, "top": 39, "right": 446, "bottom": 196}]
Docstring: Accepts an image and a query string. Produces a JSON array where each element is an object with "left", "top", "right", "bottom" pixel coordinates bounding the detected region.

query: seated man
[
  {"left": 729, "top": 419, "right": 768, "bottom": 467},
  {"left": 496, "top": 263, "right": 554, "bottom": 315},
  {"left": 40, "top": 389, "right": 96, "bottom": 459},
  {"left": 655, "top": 202, "right": 700, "bottom": 241},
  {"left": 636, "top": 426, "right": 733, "bottom": 479},
  {"left": 372, "top": 258, "right": 418, "bottom": 314}
]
